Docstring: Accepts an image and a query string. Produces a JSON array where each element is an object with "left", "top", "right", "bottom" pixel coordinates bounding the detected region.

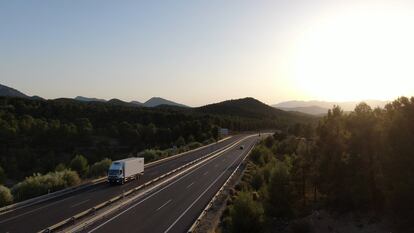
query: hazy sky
[{"left": 1, "top": 0, "right": 414, "bottom": 106}]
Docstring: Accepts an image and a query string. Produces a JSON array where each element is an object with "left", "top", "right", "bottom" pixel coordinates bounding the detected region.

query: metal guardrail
[
  {"left": 38, "top": 136, "right": 246, "bottom": 233},
  {"left": 0, "top": 136, "right": 232, "bottom": 215},
  {"left": 187, "top": 134, "right": 269, "bottom": 232},
  {"left": 0, "top": 176, "right": 106, "bottom": 215}
]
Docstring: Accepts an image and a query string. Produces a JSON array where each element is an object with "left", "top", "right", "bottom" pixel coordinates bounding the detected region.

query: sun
[{"left": 289, "top": 2, "right": 414, "bottom": 101}]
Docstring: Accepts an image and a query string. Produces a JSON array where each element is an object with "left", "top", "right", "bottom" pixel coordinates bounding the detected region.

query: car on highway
[{"left": 239, "top": 145, "right": 244, "bottom": 150}]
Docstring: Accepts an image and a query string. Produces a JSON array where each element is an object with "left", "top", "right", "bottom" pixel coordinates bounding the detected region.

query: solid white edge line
[
  {"left": 163, "top": 138, "right": 254, "bottom": 233},
  {"left": 0, "top": 136, "right": 234, "bottom": 216},
  {"left": 86, "top": 136, "right": 254, "bottom": 233}
]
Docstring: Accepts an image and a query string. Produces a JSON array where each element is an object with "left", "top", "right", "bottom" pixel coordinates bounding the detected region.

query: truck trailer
[{"left": 108, "top": 157, "right": 144, "bottom": 184}]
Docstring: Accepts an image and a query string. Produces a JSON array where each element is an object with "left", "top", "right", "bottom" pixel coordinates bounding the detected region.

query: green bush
[
  {"left": 0, "top": 185, "right": 13, "bottom": 207},
  {"left": 89, "top": 158, "right": 112, "bottom": 178},
  {"left": 266, "top": 161, "right": 294, "bottom": 219},
  {"left": 11, "top": 169, "right": 80, "bottom": 202},
  {"left": 61, "top": 170, "right": 81, "bottom": 186},
  {"left": 250, "top": 146, "right": 272, "bottom": 166},
  {"left": 203, "top": 138, "right": 216, "bottom": 145},
  {"left": 187, "top": 142, "right": 202, "bottom": 150},
  {"left": 55, "top": 163, "right": 66, "bottom": 172},
  {"left": 250, "top": 171, "right": 264, "bottom": 191},
  {"left": 228, "top": 191, "right": 264, "bottom": 233},
  {"left": 138, "top": 149, "right": 164, "bottom": 162},
  {"left": 175, "top": 136, "right": 186, "bottom": 147},
  {"left": 70, "top": 155, "right": 89, "bottom": 177}
]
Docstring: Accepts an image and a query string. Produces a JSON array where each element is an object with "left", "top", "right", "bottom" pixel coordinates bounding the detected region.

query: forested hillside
[
  {"left": 196, "top": 97, "right": 315, "bottom": 127},
  {"left": 0, "top": 96, "right": 312, "bottom": 184},
  {"left": 221, "top": 96, "right": 414, "bottom": 233}
]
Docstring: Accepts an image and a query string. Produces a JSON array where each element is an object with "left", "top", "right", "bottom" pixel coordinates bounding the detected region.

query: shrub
[
  {"left": 0, "top": 185, "right": 13, "bottom": 207},
  {"left": 187, "top": 142, "right": 202, "bottom": 150},
  {"left": 266, "top": 161, "right": 294, "bottom": 219},
  {"left": 11, "top": 169, "right": 80, "bottom": 202},
  {"left": 89, "top": 158, "right": 112, "bottom": 178},
  {"left": 55, "top": 163, "right": 66, "bottom": 172},
  {"left": 175, "top": 136, "right": 186, "bottom": 147},
  {"left": 61, "top": 170, "right": 81, "bottom": 186},
  {"left": 250, "top": 146, "right": 272, "bottom": 166},
  {"left": 228, "top": 191, "right": 264, "bottom": 233},
  {"left": 138, "top": 149, "right": 163, "bottom": 162},
  {"left": 203, "top": 138, "right": 216, "bottom": 145},
  {"left": 70, "top": 155, "right": 89, "bottom": 177}
]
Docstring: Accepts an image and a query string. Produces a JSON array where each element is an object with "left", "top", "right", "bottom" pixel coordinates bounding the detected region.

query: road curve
[
  {"left": 81, "top": 135, "right": 259, "bottom": 233},
  {"left": 0, "top": 135, "right": 245, "bottom": 233}
]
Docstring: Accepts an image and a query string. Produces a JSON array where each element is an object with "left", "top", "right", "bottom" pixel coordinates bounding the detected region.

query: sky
[{"left": 1, "top": 0, "right": 414, "bottom": 107}]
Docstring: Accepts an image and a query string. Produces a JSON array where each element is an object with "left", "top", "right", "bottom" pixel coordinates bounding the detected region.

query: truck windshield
[{"left": 108, "top": 169, "right": 121, "bottom": 175}]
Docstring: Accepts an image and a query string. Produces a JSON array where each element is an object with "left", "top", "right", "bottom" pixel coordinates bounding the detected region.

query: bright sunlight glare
[{"left": 289, "top": 3, "right": 414, "bottom": 101}]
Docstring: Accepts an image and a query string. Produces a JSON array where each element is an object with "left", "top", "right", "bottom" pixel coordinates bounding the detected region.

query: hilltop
[
  {"left": 0, "top": 84, "right": 29, "bottom": 98},
  {"left": 196, "top": 97, "right": 315, "bottom": 124}
]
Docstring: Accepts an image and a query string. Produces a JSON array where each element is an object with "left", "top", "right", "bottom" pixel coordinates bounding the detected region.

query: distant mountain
[
  {"left": 31, "top": 95, "right": 45, "bottom": 101},
  {"left": 75, "top": 96, "right": 106, "bottom": 102},
  {"left": 74, "top": 96, "right": 185, "bottom": 108},
  {"left": 273, "top": 100, "right": 389, "bottom": 112},
  {"left": 197, "top": 97, "right": 283, "bottom": 118},
  {"left": 130, "top": 101, "right": 143, "bottom": 106},
  {"left": 143, "top": 97, "right": 187, "bottom": 108},
  {"left": 107, "top": 98, "right": 136, "bottom": 107},
  {"left": 277, "top": 106, "right": 329, "bottom": 115},
  {"left": 196, "top": 97, "right": 316, "bottom": 125},
  {"left": 0, "top": 84, "right": 29, "bottom": 98}
]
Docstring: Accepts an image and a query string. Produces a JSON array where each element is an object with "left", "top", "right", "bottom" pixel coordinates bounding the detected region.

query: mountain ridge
[
  {"left": 196, "top": 97, "right": 315, "bottom": 124},
  {"left": 273, "top": 99, "right": 389, "bottom": 113},
  {"left": 0, "top": 84, "right": 29, "bottom": 98},
  {"left": 143, "top": 97, "right": 187, "bottom": 108},
  {"left": 0, "top": 83, "right": 187, "bottom": 108},
  {"left": 276, "top": 105, "right": 330, "bottom": 115}
]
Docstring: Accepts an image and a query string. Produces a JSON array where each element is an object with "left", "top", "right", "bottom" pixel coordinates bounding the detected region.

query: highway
[
  {"left": 0, "top": 135, "right": 244, "bottom": 233},
  {"left": 81, "top": 136, "right": 258, "bottom": 233}
]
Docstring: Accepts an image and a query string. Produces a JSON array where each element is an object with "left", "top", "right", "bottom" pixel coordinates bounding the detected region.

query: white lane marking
[
  {"left": 0, "top": 196, "right": 75, "bottom": 224},
  {"left": 87, "top": 137, "right": 250, "bottom": 233},
  {"left": 156, "top": 199, "right": 172, "bottom": 212},
  {"left": 203, "top": 171, "right": 208, "bottom": 176},
  {"left": 163, "top": 140, "right": 248, "bottom": 233},
  {"left": 70, "top": 199, "right": 90, "bottom": 208},
  {"left": 186, "top": 182, "right": 194, "bottom": 189}
]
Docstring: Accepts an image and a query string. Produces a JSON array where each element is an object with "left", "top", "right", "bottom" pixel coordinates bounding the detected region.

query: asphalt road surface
[
  {"left": 0, "top": 135, "right": 245, "bottom": 233},
  {"left": 83, "top": 135, "right": 258, "bottom": 233}
]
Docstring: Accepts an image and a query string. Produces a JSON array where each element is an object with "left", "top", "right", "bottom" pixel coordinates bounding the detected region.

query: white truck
[{"left": 107, "top": 157, "right": 144, "bottom": 184}]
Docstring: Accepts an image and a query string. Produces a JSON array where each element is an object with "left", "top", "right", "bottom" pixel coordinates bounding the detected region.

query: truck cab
[{"left": 108, "top": 162, "right": 124, "bottom": 184}]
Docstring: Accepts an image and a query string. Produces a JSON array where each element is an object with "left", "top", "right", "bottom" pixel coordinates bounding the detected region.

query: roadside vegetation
[
  {"left": 0, "top": 96, "right": 314, "bottom": 206},
  {"left": 0, "top": 140, "right": 214, "bottom": 206},
  {"left": 0, "top": 137, "right": 217, "bottom": 206},
  {"left": 221, "top": 96, "right": 414, "bottom": 233}
]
